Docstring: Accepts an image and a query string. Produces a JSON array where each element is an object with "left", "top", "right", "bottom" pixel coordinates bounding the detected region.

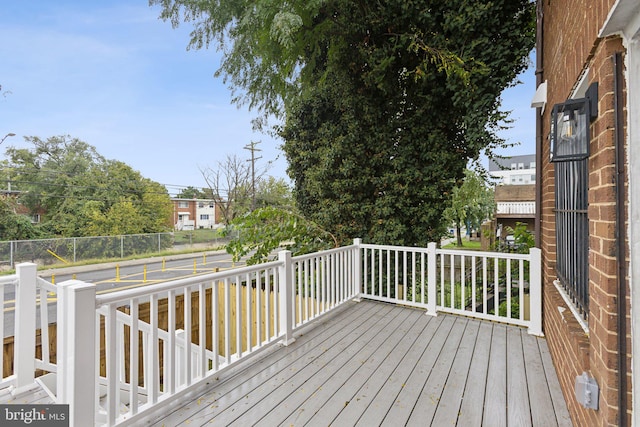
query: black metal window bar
[
  {"left": 554, "top": 159, "right": 589, "bottom": 319},
  {"left": 550, "top": 83, "right": 597, "bottom": 321}
]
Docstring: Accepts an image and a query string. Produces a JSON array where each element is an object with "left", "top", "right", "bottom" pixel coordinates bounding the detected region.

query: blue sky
[{"left": 1, "top": 1, "right": 535, "bottom": 196}]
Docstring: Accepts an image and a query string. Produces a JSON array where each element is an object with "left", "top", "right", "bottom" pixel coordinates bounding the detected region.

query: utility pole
[{"left": 243, "top": 141, "right": 262, "bottom": 211}]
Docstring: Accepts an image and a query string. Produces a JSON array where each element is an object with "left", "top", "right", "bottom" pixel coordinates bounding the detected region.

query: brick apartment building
[
  {"left": 533, "top": 0, "right": 639, "bottom": 425},
  {"left": 171, "top": 198, "right": 224, "bottom": 230}
]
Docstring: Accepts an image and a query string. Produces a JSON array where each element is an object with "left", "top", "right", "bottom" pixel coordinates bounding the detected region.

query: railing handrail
[
  {"left": 95, "top": 259, "right": 282, "bottom": 306},
  {"left": 291, "top": 243, "right": 358, "bottom": 261},
  {"left": 436, "top": 248, "right": 531, "bottom": 260},
  {"left": 0, "top": 275, "right": 18, "bottom": 287}
]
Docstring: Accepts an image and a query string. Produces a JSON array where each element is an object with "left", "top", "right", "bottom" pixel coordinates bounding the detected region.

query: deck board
[
  {"left": 152, "top": 301, "right": 386, "bottom": 426},
  {"left": 267, "top": 309, "right": 430, "bottom": 426},
  {"left": 231, "top": 304, "right": 414, "bottom": 426},
  {"left": 323, "top": 310, "right": 428, "bottom": 426},
  {"left": 430, "top": 319, "right": 480, "bottom": 426},
  {"left": 484, "top": 324, "right": 507, "bottom": 427},
  {"left": 145, "top": 300, "right": 570, "bottom": 427},
  {"left": 506, "top": 326, "right": 532, "bottom": 427},
  {"left": 355, "top": 313, "right": 441, "bottom": 427},
  {"left": 380, "top": 314, "right": 456, "bottom": 426},
  {"left": 456, "top": 320, "right": 493, "bottom": 426}
]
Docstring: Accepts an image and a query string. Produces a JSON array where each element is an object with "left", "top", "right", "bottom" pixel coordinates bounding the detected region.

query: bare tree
[{"left": 200, "top": 154, "right": 252, "bottom": 225}]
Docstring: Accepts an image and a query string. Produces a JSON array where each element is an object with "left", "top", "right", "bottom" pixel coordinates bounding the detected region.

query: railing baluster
[
  {"left": 385, "top": 249, "right": 390, "bottom": 298},
  {"left": 246, "top": 273, "right": 252, "bottom": 351},
  {"left": 411, "top": 251, "right": 416, "bottom": 303},
  {"left": 440, "top": 253, "right": 445, "bottom": 307},
  {"left": 199, "top": 282, "right": 206, "bottom": 379},
  {"left": 149, "top": 294, "right": 159, "bottom": 403},
  {"left": 212, "top": 281, "right": 219, "bottom": 371},
  {"left": 224, "top": 278, "right": 231, "bottom": 365},
  {"left": 427, "top": 243, "right": 437, "bottom": 315},
  {"left": 184, "top": 287, "right": 192, "bottom": 386},
  {"left": 130, "top": 299, "right": 139, "bottom": 415},
  {"left": 168, "top": 289, "right": 176, "bottom": 394},
  {"left": 519, "top": 260, "right": 525, "bottom": 321},
  {"left": 265, "top": 271, "right": 271, "bottom": 343},
  {"left": 421, "top": 252, "right": 426, "bottom": 304},
  {"left": 235, "top": 275, "right": 242, "bottom": 358},
  {"left": 394, "top": 250, "right": 399, "bottom": 301},
  {"left": 508, "top": 259, "right": 513, "bottom": 319},
  {"left": 311, "top": 259, "right": 317, "bottom": 317},
  {"left": 494, "top": 258, "right": 500, "bottom": 317},
  {"left": 107, "top": 303, "right": 118, "bottom": 425},
  {"left": 461, "top": 255, "right": 466, "bottom": 310},
  {"left": 483, "top": 257, "right": 488, "bottom": 315},
  {"left": 450, "top": 254, "right": 455, "bottom": 309},
  {"left": 472, "top": 256, "right": 477, "bottom": 313},
  {"left": 256, "top": 272, "right": 263, "bottom": 346}
]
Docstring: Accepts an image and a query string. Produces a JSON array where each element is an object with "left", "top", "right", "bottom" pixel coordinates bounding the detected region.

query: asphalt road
[{"left": 3, "top": 249, "right": 246, "bottom": 337}]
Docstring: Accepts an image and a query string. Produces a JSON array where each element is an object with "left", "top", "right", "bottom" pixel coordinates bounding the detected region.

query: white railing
[
  {"left": 5, "top": 241, "right": 541, "bottom": 426},
  {"left": 496, "top": 201, "right": 536, "bottom": 215},
  {"left": 359, "top": 243, "right": 541, "bottom": 333},
  {"left": 0, "top": 272, "right": 19, "bottom": 391},
  {"left": 290, "top": 244, "right": 359, "bottom": 329},
  {"left": 0, "top": 263, "right": 57, "bottom": 393},
  {"left": 53, "top": 244, "right": 360, "bottom": 426}
]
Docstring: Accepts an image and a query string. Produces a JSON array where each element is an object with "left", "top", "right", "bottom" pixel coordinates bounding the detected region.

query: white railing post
[
  {"left": 57, "top": 280, "right": 96, "bottom": 427},
  {"left": 528, "top": 248, "right": 543, "bottom": 336},
  {"left": 353, "top": 239, "right": 362, "bottom": 301},
  {"left": 427, "top": 243, "right": 437, "bottom": 316},
  {"left": 278, "top": 251, "right": 296, "bottom": 346},
  {"left": 14, "top": 262, "right": 37, "bottom": 393}
]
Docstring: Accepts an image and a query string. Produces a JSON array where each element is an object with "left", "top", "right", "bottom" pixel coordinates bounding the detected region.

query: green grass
[
  {"left": 442, "top": 238, "right": 483, "bottom": 250},
  {"left": 174, "top": 228, "right": 225, "bottom": 244}
]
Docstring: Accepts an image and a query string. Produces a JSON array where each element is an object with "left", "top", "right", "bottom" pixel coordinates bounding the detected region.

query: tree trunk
[{"left": 456, "top": 222, "right": 463, "bottom": 247}]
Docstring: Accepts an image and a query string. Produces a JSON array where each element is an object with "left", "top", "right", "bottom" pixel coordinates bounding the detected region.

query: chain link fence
[{"left": 0, "top": 231, "right": 238, "bottom": 270}]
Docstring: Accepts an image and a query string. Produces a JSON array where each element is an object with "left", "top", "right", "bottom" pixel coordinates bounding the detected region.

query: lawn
[
  {"left": 174, "top": 228, "right": 226, "bottom": 244},
  {"left": 442, "top": 238, "right": 483, "bottom": 250}
]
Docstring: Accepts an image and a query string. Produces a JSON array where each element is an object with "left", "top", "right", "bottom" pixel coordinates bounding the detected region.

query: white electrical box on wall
[{"left": 575, "top": 372, "right": 599, "bottom": 410}]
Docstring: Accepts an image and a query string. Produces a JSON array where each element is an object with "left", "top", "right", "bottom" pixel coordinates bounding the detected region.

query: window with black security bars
[{"left": 554, "top": 158, "right": 589, "bottom": 320}]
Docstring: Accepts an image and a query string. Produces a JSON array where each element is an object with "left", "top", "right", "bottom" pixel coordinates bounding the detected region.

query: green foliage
[
  {"left": 175, "top": 186, "right": 207, "bottom": 199},
  {"left": 224, "top": 206, "right": 337, "bottom": 264},
  {"left": 152, "top": 0, "right": 535, "bottom": 247},
  {"left": 512, "top": 222, "right": 535, "bottom": 252},
  {"left": 443, "top": 169, "right": 495, "bottom": 246},
  {"left": 498, "top": 222, "right": 534, "bottom": 254},
  {"left": 0, "top": 199, "right": 44, "bottom": 241},
  {"left": 498, "top": 298, "right": 520, "bottom": 319},
  {"left": 281, "top": 1, "right": 534, "bottom": 247},
  {"left": 254, "top": 176, "right": 293, "bottom": 209},
  {"left": 3, "top": 135, "right": 173, "bottom": 237}
]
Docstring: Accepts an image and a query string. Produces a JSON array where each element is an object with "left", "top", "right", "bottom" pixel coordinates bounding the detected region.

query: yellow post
[
  {"left": 72, "top": 274, "right": 76, "bottom": 280},
  {"left": 162, "top": 258, "right": 166, "bottom": 272},
  {"left": 51, "top": 274, "right": 55, "bottom": 284},
  {"left": 143, "top": 265, "right": 147, "bottom": 283},
  {"left": 116, "top": 264, "right": 120, "bottom": 282},
  {"left": 203, "top": 254, "right": 207, "bottom": 265},
  {"left": 193, "top": 259, "right": 197, "bottom": 274}
]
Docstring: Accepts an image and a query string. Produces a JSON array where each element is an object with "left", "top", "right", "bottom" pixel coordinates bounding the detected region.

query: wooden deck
[{"left": 149, "top": 300, "right": 572, "bottom": 427}]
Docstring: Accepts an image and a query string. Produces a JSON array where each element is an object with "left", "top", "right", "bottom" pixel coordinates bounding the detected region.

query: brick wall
[{"left": 540, "top": 0, "right": 632, "bottom": 425}]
